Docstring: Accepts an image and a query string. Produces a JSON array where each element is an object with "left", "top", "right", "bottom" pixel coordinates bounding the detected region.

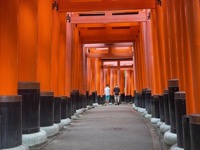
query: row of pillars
[
  {"left": 135, "top": 0, "right": 200, "bottom": 115},
  {"left": 87, "top": 58, "right": 134, "bottom": 96},
  {"left": 134, "top": 79, "right": 200, "bottom": 150},
  {"left": 0, "top": 0, "right": 87, "bottom": 97},
  {"left": 0, "top": 82, "right": 97, "bottom": 149}
]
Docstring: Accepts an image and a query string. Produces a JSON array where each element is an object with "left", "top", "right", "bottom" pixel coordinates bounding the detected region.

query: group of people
[{"left": 104, "top": 84, "right": 120, "bottom": 105}]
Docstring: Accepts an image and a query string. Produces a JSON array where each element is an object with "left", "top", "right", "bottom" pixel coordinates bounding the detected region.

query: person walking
[
  {"left": 104, "top": 84, "right": 110, "bottom": 105},
  {"left": 114, "top": 85, "right": 120, "bottom": 105}
]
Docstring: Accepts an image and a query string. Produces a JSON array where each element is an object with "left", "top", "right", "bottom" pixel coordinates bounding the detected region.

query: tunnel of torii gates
[{"left": 1, "top": 0, "right": 200, "bottom": 114}]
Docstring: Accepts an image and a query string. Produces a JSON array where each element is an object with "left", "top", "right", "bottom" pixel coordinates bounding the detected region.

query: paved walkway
[{"left": 42, "top": 104, "right": 159, "bottom": 150}]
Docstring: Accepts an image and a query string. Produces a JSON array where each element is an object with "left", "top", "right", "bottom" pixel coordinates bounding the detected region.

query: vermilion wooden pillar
[
  {"left": 18, "top": 0, "right": 38, "bottom": 82},
  {"left": 66, "top": 13, "right": 72, "bottom": 96},
  {"left": 134, "top": 42, "right": 141, "bottom": 92},
  {"left": 95, "top": 58, "right": 101, "bottom": 94},
  {"left": 162, "top": 0, "right": 172, "bottom": 81},
  {"left": 130, "top": 70, "right": 134, "bottom": 96},
  {"left": 166, "top": 0, "right": 179, "bottom": 79},
  {"left": 127, "top": 70, "right": 131, "bottom": 95},
  {"left": 106, "top": 67, "right": 111, "bottom": 88},
  {"left": 120, "top": 70, "right": 125, "bottom": 93},
  {"left": 58, "top": 13, "right": 67, "bottom": 96},
  {"left": 174, "top": 0, "right": 185, "bottom": 91},
  {"left": 145, "top": 12, "right": 155, "bottom": 91},
  {"left": 185, "top": 0, "right": 200, "bottom": 113},
  {"left": 142, "top": 21, "right": 151, "bottom": 90},
  {"left": 180, "top": 0, "right": 194, "bottom": 113},
  {"left": 51, "top": 7, "right": 60, "bottom": 96},
  {"left": 103, "top": 69, "right": 107, "bottom": 91},
  {"left": 151, "top": 10, "right": 161, "bottom": 94},
  {"left": 87, "top": 58, "right": 95, "bottom": 94},
  {"left": 37, "top": 0, "right": 52, "bottom": 92},
  {"left": 0, "top": 1, "right": 18, "bottom": 95},
  {"left": 87, "top": 58, "right": 91, "bottom": 93},
  {"left": 110, "top": 69, "right": 114, "bottom": 95},
  {"left": 155, "top": 5, "right": 167, "bottom": 90},
  {"left": 113, "top": 69, "right": 117, "bottom": 88},
  {"left": 100, "top": 67, "right": 104, "bottom": 95},
  {"left": 71, "top": 25, "right": 84, "bottom": 93},
  {"left": 139, "top": 25, "right": 148, "bottom": 89},
  {"left": 125, "top": 70, "right": 130, "bottom": 95}
]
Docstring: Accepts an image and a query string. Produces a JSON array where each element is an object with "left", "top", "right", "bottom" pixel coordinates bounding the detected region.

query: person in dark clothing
[{"left": 113, "top": 85, "right": 120, "bottom": 105}]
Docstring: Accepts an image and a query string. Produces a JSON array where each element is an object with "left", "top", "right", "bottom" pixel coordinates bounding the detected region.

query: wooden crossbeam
[
  {"left": 58, "top": 0, "right": 156, "bottom": 12},
  {"left": 71, "top": 12, "right": 146, "bottom": 24},
  {"left": 86, "top": 52, "right": 133, "bottom": 58}
]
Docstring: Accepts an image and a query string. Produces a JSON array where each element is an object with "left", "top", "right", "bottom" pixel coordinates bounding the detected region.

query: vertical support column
[
  {"left": 18, "top": 0, "right": 38, "bottom": 82},
  {"left": 168, "top": 79, "right": 179, "bottom": 133},
  {"left": 95, "top": 58, "right": 101, "bottom": 94},
  {"left": 100, "top": 66, "right": 104, "bottom": 95},
  {"left": 130, "top": 70, "right": 134, "bottom": 96},
  {"left": 66, "top": 13, "right": 72, "bottom": 96},
  {"left": 162, "top": 0, "right": 172, "bottom": 81},
  {"left": 174, "top": 92, "right": 186, "bottom": 148},
  {"left": 185, "top": 0, "right": 200, "bottom": 113},
  {"left": 120, "top": 70, "right": 125, "bottom": 93},
  {"left": 107, "top": 67, "right": 111, "bottom": 88},
  {"left": 166, "top": 0, "right": 179, "bottom": 79},
  {"left": 103, "top": 69, "right": 107, "bottom": 91},
  {"left": 71, "top": 25, "right": 85, "bottom": 93},
  {"left": 110, "top": 69, "right": 114, "bottom": 95},
  {"left": 0, "top": 1, "right": 18, "bottom": 95},
  {"left": 180, "top": 0, "right": 194, "bottom": 114},
  {"left": 51, "top": 5, "right": 60, "bottom": 96},
  {"left": 0, "top": 96, "right": 22, "bottom": 149},
  {"left": 155, "top": 5, "right": 167, "bottom": 90},
  {"left": 37, "top": 0, "right": 52, "bottom": 91},
  {"left": 151, "top": 9, "right": 161, "bottom": 94},
  {"left": 58, "top": 13, "right": 67, "bottom": 96}
]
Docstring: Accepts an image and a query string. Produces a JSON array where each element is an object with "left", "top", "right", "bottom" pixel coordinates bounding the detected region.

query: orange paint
[
  {"left": 155, "top": 5, "right": 167, "bottom": 90},
  {"left": 184, "top": 0, "right": 200, "bottom": 113},
  {"left": 151, "top": 10, "right": 161, "bottom": 94},
  {"left": 18, "top": 0, "right": 38, "bottom": 82},
  {"left": 95, "top": 58, "right": 101, "bottom": 95},
  {"left": 37, "top": 0, "right": 52, "bottom": 92},
  {"left": 65, "top": 13, "right": 72, "bottom": 96},
  {"left": 58, "top": 13, "right": 67, "bottom": 96},
  {"left": 51, "top": 8, "right": 60, "bottom": 96},
  {"left": 0, "top": 1, "right": 18, "bottom": 95},
  {"left": 120, "top": 70, "right": 125, "bottom": 93},
  {"left": 166, "top": 0, "right": 179, "bottom": 79}
]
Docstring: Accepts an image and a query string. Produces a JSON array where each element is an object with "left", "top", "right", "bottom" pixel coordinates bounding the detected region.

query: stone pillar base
[
  {"left": 22, "top": 130, "right": 47, "bottom": 147},
  {"left": 61, "top": 118, "right": 71, "bottom": 126},
  {"left": 72, "top": 115, "right": 79, "bottom": 120},
  {"left": 40, "top": 124, "right": 59, "bottom": 137},
  {"left": 170, "top": 144, "right": 184, "bottom": 150},
  {"left": 56, "top": 122, "right": 64, "bottom": 130},
  {"left": 164, "top": 130, "right": 177, "bottom": 146},
  {"left": 93, "top": 103, "right": 98, "bottom": 107},
  {"left": 160, "top": 123, "right": 170, "bottom": 134},
  {"left": 151, "top": 118, "right": 160, "bottom": 124},
  {"left": 157, "top": 121, "right": 165, "bottom": 128},
  {"left": 76, "top": 109, "right": 82, "bottom": 115},
  {"left": 145, "top": 114, "right": 152, "bottom": 120},
  {"left": 2, "top": 144, "right": 29, "bottom": 150},
  {"left": 138, "top": 108, "right": 146, "bottom": 113},
  {"left": 141, "top": 110, "right": 147, "bottom": 117}
]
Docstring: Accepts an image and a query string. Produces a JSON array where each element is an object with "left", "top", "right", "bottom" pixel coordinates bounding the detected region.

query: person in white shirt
[{"left": 104, "top": 84, "right": 110, "bottom": 105}]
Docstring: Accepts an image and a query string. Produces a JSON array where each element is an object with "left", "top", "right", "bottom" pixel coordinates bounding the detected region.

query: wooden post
[
  {"left": 0, "top": 1, "right": 18, "bottom": 95},
  {"left": 18, "top": 0, "right": 38, "bottom": 82},
  {"left": 184, "top": 0, "right": 200, "bottom": 113}
]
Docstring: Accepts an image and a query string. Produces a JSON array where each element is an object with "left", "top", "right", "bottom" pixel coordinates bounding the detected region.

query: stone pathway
[{"left": 42, "top": 104, "right": 160, "bottom": 150}]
